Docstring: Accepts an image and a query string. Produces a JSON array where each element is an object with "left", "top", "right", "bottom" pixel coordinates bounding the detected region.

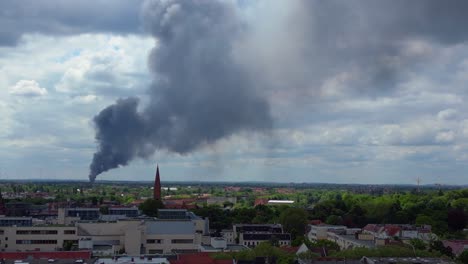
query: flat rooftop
[{"left": 96, "top": 257, "right": 169, "bottom": 264}]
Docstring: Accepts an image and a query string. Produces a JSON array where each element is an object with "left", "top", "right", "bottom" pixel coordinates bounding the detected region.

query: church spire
[{"left": 153, "top": 165, "right": 161, "bottom": 200}]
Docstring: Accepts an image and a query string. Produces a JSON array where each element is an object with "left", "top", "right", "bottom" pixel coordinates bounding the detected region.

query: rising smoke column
[{"left": 88, "top": 0, "right": 272, "bottom": 182}]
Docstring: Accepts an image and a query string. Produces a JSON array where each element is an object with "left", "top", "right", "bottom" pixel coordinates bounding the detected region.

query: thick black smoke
[
  {"left": 89, "top": 0, "right": 272, "bottom": 182},
  {"left": 89, "top": 0, "right": 468, "bottom": 182}
]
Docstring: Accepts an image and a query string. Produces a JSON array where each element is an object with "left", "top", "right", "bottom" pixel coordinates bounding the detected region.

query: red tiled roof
[
  {"left": 279, "top": 245, "right": 300, "bottom": 254},
  {"left": 309, "top": 220, "right": 323, "bottom": 225},
  {"left": 383, "top": 225, "right": 401, "bottom": 236},
  {"left": 363, "top": 224, "right": 379, "bottom": 232},
  {"left": 443, "top": 240, "right": 468, "bottom": 256},
  {"left": 254, "top": 198, "right": 268, "bottom": 206}
]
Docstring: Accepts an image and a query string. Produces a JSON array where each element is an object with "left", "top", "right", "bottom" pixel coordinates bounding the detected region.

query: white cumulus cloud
[{"left": 9, "top": 80, "right": 48, "bottom": 97}]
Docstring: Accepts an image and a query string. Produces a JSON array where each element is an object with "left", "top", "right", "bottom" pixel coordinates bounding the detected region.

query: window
[
  {"left": 16, "top": 240, "right": 57, "bottom": 245},
  {"left": 64, "top": 230, "right": 75, "bottom": 235},
  {"left": 16, "top": 230, "right": 58, "bottom": 235},
  {"left": 146, "top": 239, "right": 162, "bottom": 244},
  {"left": 171, "top": 239, "right": 193, "bottom": 244}
]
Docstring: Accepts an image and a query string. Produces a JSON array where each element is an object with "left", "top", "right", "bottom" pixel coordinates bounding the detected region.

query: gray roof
[
  {"left": 361, "top": 257, "right": 455, "bottom": 264},
  {"left": 146, "top": 221, "right": 195, "bottom": 235},
  {"left": 99, "top": 215, "right": 128, "bottom": 221},
  {"left": 341, "top": 235, "right": 375, "bottom": 248}
]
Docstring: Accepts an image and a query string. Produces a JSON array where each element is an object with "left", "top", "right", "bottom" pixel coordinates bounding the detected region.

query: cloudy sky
[{"left": 1, "top": 0, "right": 468, "bottom": 185}]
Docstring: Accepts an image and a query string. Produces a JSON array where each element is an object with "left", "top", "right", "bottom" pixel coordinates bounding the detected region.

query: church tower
[{"left": 153, "top": 165, "right": 161, "bottom": 201}]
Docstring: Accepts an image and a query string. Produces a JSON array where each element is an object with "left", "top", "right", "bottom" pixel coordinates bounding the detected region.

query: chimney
[{"left": 153, "top": 165, "right": 161, "bottom": 200}]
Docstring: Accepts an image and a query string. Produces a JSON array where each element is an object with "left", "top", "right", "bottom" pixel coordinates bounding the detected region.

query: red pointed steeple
[{"left": 153, "top": 165, "right": 161, "bottom": 200}]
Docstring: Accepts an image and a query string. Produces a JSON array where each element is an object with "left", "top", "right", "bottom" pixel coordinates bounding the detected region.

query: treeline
[
  {"left": 194, "top": 189, "right": 468, "bottom": 239},
  {"left": 308, "top": 189, "right": 468, "bottom": 236}
]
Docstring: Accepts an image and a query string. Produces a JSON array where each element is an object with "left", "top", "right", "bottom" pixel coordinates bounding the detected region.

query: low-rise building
[
  {"left": 308, "top": 224, "right": 373, "bottom": 250},
  {"left": 0, "top": 225, "right": 77, "bottom": 252},
  {"left": 308, "top": 225, "right": 348, "bottom": 240},
  {"left": 360, "top": 256, "right": 455, "bottom": 264},
  {"left": 241, "top": 233, "right": 291, "bottom": 247},
  {"left": 362, "top": 224, "right": 434, "bottom": 241},
  {"left": 0, "top": 209, "right": 210, "bottom": 256},
  {"left": 327, "top": 232, "right": 375, "bottom": 250},
  {"left": 145, "top": 220, "right": 199, "bottom": 254},
  {"left": 443, "top": 240, "right": 468, "bottom": 256},
  {"left": 224, "top": 224, "right": 291, "bottom": 248}
]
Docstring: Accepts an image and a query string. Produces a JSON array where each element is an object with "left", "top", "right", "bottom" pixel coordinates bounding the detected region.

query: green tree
[
  {"left": 458, "top": 250, "right": 468, "bottom": 264},
  {"left": 100, "top": 206, "right": 109, "bottom": 215},
  {"left": 447, "top": 208, "right": 467, "bottom": 231},
  {"left": 63, "top": 240, "right": 74, "bottom": 251},
  {"left": 409, "top": 238, "right": 426, "bottom": 250},
  {"left": 139, "top": 199, "right": 164, "bottom": 217},
  {"left": 415, "top": 214, "right": 435, "bottom": 226},
  {"left": 429, "top": 240, "right": 454, "bottom": 258},
  {"left": 279, "top": 208, "right": 308, "bottom": 240},
  {"left": 325, "top": 215, "right": 342, "bottom": 225},
  {"left": 305, "top": 238, "right": 340, "bottom": 252}
]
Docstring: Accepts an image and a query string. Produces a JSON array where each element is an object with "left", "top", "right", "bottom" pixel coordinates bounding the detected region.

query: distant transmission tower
[
  {"left": 416, "top": 176, "right": 422, "bottom": 193},
  {"left": 435, "top": 175, "right": 444, "bottom": 192}
]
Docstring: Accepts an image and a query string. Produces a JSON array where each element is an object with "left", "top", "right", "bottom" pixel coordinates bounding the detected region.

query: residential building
[
  {"left": 308, "top": 224, "right": 372, "bottom": 250},
  {"left": 362, "top": 224, "right": 435, "bottom": 241},
  {"left": 360, "top": 256, "right": 455, "bottom": 264},
  {"left": 241, "top": 233, "right": 291, "bottom": 247},
  {"left": 226, "top": 224, "right": 291, "bottom": 248},
  {"left": 442, "top": 240, "right": 468, "bottom": 256},
  {"left": 327, "top": 231, "right": 375, "bottom": 250},
  {"left": 308, "top": 225, "right": 348, "bottom": 240}
]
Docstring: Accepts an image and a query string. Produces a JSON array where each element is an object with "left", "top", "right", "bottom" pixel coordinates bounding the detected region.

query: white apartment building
[{"left": 307, "top": 224, "right": 348, "bottom": 240}]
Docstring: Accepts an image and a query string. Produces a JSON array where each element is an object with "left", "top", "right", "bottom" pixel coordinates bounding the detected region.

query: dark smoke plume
[{"left": 88, "top": 0, "right": 272, "bottom": 182}]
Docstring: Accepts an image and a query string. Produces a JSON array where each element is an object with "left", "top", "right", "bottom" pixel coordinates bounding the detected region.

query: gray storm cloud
[
  {"left": 88, "top": 0, "right": 272, "bottom": 182},
  {"left": 0, "top": 0, "right": 143, "bottom": 46},
  {"left": 88, "top": 0, "right": 468, "bottom": 181}
]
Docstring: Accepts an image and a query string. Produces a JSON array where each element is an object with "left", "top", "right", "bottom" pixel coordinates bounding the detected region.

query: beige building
[
  {"left": 144, "top": 221, "right": 200, "bottom": 254},
  {"left": 0, "top": 215, "right": 209, "bottom": 256},
  {"left": 0, "top": 225, "right": 78, "bottom": 252}
]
